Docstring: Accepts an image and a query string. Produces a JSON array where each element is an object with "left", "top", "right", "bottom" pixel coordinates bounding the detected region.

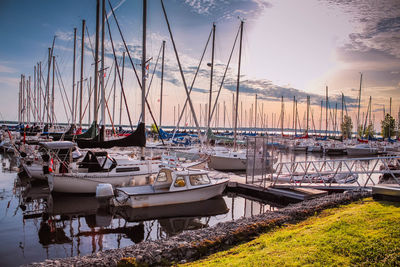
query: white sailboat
[{"left": 46, "top": 150, "right": 160, "bottom": 193}]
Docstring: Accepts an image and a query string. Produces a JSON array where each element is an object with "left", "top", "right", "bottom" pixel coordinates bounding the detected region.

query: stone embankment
[{"left": 28, "top": 191, "right": 370, "bottom": 266}]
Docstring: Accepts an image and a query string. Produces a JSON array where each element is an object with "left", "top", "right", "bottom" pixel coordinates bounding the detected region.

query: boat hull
[
  {"left": 208, "top": 155, "right": 247, "bottom": 171},
  {"left": 113, "top": 181, "right": 228, "bottom": 208},
  {"left": 346, "top": 147, "right": 377, "bottom": 156},
  {"left": 23, "top": 163, "right": 46, "bottom": 180},
  {"left": 47, "top": 173, "right": 152, "bottom": 194}
]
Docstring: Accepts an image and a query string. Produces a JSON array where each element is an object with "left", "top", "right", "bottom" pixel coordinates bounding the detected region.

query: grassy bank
[{"left": 184, "top": 198, "right": 400, "bottom": 266}]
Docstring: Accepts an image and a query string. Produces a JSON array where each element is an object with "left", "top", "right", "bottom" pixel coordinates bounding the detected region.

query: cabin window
[
  {"left": 157, "top": 171, "right": 168, "bottom": 182},
  {"left": 189, "top": 174, "right": 211, "bottom": 186},
  {"left": 116, "top": 167, "right": 140, "bottom": 173},
  {"left": 174, "top": 176, "right": 186, "bottom": 187}
]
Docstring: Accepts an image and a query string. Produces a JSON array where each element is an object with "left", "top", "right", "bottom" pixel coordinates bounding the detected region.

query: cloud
[
  {"left": 183, "top": 0, "right": 272, "bottom": 21},
  {"left": 326, "top": 0, "right": 400, "bottom": 58},
  {"left": 0, "top": 64, "right": 17, "bottom": 73},
  {"left": 184, "top": 0, "right": 216, "bottom": 15},
  {"left": 0, "top": 76, "right": 20, "bottom": 87}
]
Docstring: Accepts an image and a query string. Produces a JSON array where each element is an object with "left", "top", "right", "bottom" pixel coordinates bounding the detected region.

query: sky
[{"left": 0, "top": 0, "right": 399, "bottom": 131}]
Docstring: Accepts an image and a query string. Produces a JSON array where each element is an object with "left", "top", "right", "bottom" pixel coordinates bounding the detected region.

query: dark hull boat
[
  {"left": 47, "top": 122, "right": 98, "bottom": 141},
  {"left": 76, "top": 123, "right": 146, "bottom": 149}
]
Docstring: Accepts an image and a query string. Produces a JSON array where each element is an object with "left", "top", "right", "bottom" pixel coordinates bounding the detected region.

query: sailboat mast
[
  {"left": 100, "top": 0, "right": 106, "bottom": 140},
  {"left": 325, "top": 85, "right": 328, "bottom": 137},
  {"left": 93, "top": 0, "right": 100, "bottom": 131},
  {"left": 357, "top": 73, "right": 362, "bottom": 132},
  {"left": 72, "top": 27, "right": 77, "bottom": 125},
  {"left": 119, "top": 51, "right": 125, "bottom": 127},
  {"left": 52, "top": 56, "right": 55, "bottom": 125},
  {"left": 292, "top": 96, "right": 295, "bottom": 133},
  {"left": 254, "top": 94, "right": 257, "bottom": 131},
  {"left": 141, "top": 0, "right": 147, "bottom": 159},
  {"left": 208, "top": 23, "right": 215, "bottom": 129},
  {"left": 233, "top": 20, "right": 243, "bottom": 150},
  {"left": 79, "top": 19, "right": 85, "bottom": 129},
  {"left": 160, "top": 40, "right": 165, "bottom": 128},
  {"left": 306, "top": 95, "right": 310, "bottom": 135},
  {"left": 281, "top": 96, "right": 284, "bottom": 136},
  {"left": 341, "top": 93, "right": 344, "bottom": 127}
]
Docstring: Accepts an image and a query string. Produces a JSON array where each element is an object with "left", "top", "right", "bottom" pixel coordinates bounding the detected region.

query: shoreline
[{"left": 27, "top": 191, "right": 370, "bottom": 266}]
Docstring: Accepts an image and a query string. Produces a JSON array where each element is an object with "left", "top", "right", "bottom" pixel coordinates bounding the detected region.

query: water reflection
[{"left": 1, "top": 152, "right": 283, "bottom": 266}]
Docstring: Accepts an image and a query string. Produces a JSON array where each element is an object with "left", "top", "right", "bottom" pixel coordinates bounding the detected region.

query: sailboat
[
  {"left": 45, "top": 0, "right": 160, "bottom": 193},
  {"left": 207, "top": 21, "right": 272, "bottom": 172}
]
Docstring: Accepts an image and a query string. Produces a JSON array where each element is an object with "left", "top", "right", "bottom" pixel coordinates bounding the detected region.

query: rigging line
[
  {"left": 138, "top": 41, "right": 163, "bottom": 123},
  {"left": 108, "top": 0, "right": 141, "bottom": 88},
  {"left": 209, "top": 25, "right": 240, "bottom": 123},
  {"left": 86, "top": 26, "right": 96, "bottom": 62},
  {"left": 161, "top": 0, "right": 201, "bottom": 138},
  {"left": 107, "top": 0, "right": 164, "bottom": 144},
  {"left": 105, "top": 57, "right": 123, "bottom": 104},
  {"left": 55, "top": 59, "right": 72, "bottom": 114},
  {"left": 55, "top": 67, "right": 71, "bottom": 124},
  {"left": 81, "top": 80, "right": 94, "bottom": 122},
  {"left": 105, "top": 3, "right": 134, "bottom": 130},
  {"left": 171, "top": 27, "right": 212, "bottom": 138},
  {"left": 94, "top": 59, "right": 115, "bottom": 114}
]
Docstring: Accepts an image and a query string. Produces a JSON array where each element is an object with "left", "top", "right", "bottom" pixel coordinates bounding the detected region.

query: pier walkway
[{"left": 228, "top": 155, "right": 400, "bottom": 201}]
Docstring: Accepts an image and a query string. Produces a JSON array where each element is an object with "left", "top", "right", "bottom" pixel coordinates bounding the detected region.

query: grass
[{"left": 183, "top": 198, "right": 400, "bottom": 266}]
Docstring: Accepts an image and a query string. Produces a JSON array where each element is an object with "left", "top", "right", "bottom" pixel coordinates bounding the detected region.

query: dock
[
  {"left": 372, "top": 184, "right": 400, "bottom": 201},
  {"left": 227, "top": 181, "right": 328, "bottom": 202}
]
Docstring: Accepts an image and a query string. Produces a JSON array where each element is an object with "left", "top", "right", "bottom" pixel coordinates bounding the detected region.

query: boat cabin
[
  {"left": 78, "top": 151, "right": 117, "bottom": 172},
  {"left": 153, "top": 168, "right": 212, "bottom": 192}
]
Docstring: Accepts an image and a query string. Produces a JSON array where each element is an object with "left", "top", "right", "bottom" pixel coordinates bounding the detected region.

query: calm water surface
[
  {"left": 0, "top": 152, "right": 281, "bottom": 266},
  {"left": 0, "top": 149, "right": 384, "bottom": 266}
]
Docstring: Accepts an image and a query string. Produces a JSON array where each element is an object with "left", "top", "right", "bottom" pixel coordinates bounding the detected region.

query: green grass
[{"left": 184, "top": 198, "right": 400, "bottom": 266}]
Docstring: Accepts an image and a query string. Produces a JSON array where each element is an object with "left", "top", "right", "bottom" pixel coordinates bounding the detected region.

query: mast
[
  {"left": 233, "top": 20, "right": 244, "bottom": 150},
  {"left": 319, "top": 100, "right": 322, "bottom": 135},
  {"left": 141, "top": 0, "right": 147, "bottom": 159},
  {"left": 281, "top": 96, "right": 284, "bottom": 136},
  {"left": 325, "top": 85, "right": 328, "bottom": 137},
  {"left": 52, "top": 56, "right": 55, "bottom": 125},
  {"left": 292, "top": 95, "right": 295, "bottom": 133},
  {"left": 254, "top": 94, "right": 257, "bottom": 131},
  {"left": 79, "top": 19, "right": 86, "bottom": 129},
  {"left": 208, "top": 23, "right": 215, "bottom": 129},
  {"left": 295, "top": 100, "right": 298, "bottom": 136},
  {"left": 341, "top": 93, "right": 344, "bottom": 128},
  {"left": 33, "top": 66, "right": 36, "bottom": 122},
  {"left": 306, "top": 95, "right": 310, "bottom": 135},
  {"left": 113, "top": 56, "right": 116, "bottom": 126},
  {"left": 46, "top": 47, "right": 51, "bottom": 124},
  {"left": 160, "top": 41, "right": 165, "bottom": 128},
  {"left": 72, "top": 27, "right": 77, "bottom": 125},
  {"left": 334, "top": 102, "right": 337, "bottom": 136},
  {"left": 93, "top": 0, "right": 100, "bottom": 134},
  {"left": 357, "top": 73, "right": 362, "bottom": 132},
  {"left": 100, "top": 0, "right": 105, "bottom": 140},
  {"left": 119, "top": 51, "right": 125, "bottom": 127}
]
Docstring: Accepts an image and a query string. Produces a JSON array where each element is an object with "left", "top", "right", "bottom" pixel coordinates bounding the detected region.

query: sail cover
[{"left": 76, "top": 123, "right": 146, "bottom": 149}]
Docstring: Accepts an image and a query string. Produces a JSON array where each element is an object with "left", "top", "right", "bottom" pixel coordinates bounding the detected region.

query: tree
[
  {"left": 381, "top": 113, "right": 396, "bottom": 139},
  {"left": 364, "top": 123, "right": 375, "bottom": 139},
  {"left": 341, "top": 115, "right": 353, "bottom": 139}
]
